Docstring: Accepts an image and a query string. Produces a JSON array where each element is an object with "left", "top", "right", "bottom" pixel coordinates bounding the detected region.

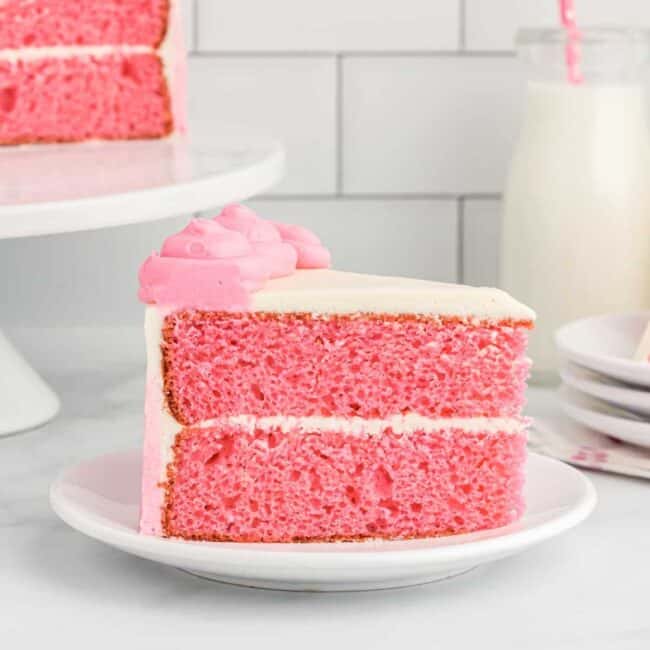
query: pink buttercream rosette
[{"left": 138, "top": 204, "right": 331, "bottom": 310}]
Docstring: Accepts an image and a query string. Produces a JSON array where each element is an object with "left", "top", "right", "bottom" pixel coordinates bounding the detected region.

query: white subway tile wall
[
  {"left": 462, "top": 199, "right": 501, "bottom": 288},
  {"left": 188, "top": 56, "right": 337, "bottom": 195},
  {"left": 1, "top": 0, "right": 647, "bottom": 326},
  {"left": 247, "top": 199, "right": 459, "bottom": 282},
  {"left": 342, "top": 57, "right": 524, "bottom": 194},
  {"left": 182, "top": 0, "right": 195, "bottom": 50},
  {"left": 196, "top": 1, "right": 460, "bottom": 52}
]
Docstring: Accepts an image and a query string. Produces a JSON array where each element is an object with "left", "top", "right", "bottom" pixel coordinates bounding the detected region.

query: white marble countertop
[{"left": 2, "top": 328, "right": 650, "bottom": 650}]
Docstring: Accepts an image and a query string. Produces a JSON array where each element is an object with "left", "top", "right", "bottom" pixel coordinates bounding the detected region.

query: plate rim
[
  {"left": 560, "top": 363, "right": 650, "bottom": 413},
  {"left": 559, "top": 387, "right": 650, "bottom": 447},
  {"left": 49, "top": 449, "right": 597, "bottom": 570},
  {"left": 555, "top": 311, "right": 650, "bottom": 385}
]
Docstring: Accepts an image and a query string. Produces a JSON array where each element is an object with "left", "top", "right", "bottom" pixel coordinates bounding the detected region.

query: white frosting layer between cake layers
[
  {"left": 178, "top": 414, "right": 524, "bottom": 436},
  {"left": 252, "top": 270, "right": 536, "bottom": 320},
  {"left": 0, "top": 45, "right": 154, "bottom": 61}
]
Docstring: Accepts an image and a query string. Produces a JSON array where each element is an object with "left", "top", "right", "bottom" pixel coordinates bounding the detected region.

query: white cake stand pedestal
[{"left": 0, "top": 127, "right": 285, "bottom": 436}]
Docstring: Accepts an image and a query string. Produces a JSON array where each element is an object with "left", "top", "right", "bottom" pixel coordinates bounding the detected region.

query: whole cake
[
  {"left": 0, "top": 0, "right": 185, "bottom": 144},
  {"left": 139, "top": 205, "right": 535, "bottom": 542}
]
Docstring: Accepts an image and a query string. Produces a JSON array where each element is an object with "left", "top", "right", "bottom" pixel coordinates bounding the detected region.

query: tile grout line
[
  {"left": 335, "top": 54, "right": 344, "bottom": 196},
  {"left": 457, "top": 197, "right": 465, "bottom": 284}
]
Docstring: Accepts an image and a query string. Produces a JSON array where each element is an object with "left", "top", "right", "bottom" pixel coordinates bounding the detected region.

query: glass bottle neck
[{"left": 517, "top": 27, "right": 649, "bottom": 85}]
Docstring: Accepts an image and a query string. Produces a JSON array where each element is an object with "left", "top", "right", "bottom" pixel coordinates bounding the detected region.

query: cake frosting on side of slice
[
  {"left": 138, "top": 204, "right": 535, "bottom": 542},
  {"left": 0, "top": 0, "right": 186, "bottom": 144}
]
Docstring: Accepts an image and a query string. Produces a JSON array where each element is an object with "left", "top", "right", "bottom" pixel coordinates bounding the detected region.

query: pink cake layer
[
  {"left": 0, "top": 0, "right": 169, "bottom": 48},
  {"left": 162, "top": 312, "right": 532, "bottom": 426},
  {"left": 0, "top": 54, "right": 172, "bottom": 144},
  {"left": 163, "top": 424, "right": 527, "bottom": 542}
]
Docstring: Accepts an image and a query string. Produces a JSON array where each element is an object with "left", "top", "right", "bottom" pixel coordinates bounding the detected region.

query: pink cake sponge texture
[
  {"left": 0, "top": 0, "right": 170, "bottom": 48},
  {"left": 164, "top": 424, "right": 527, "bottom": 542},
  {"left": 0, "top": 54, "right": 171, "bottom": 144},
  {"left": 162, "top": 311, "right": 532, "bottom": 425}
]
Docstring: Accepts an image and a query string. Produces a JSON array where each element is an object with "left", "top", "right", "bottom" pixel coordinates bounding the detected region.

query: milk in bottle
[{"left": 501, "top": 28, "right": 650, "bottom": 382}]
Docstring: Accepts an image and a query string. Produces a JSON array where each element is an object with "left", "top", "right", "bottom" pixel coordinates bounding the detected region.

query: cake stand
[{"left": 0, "top": 127, "right": 285, "bottom": 436}]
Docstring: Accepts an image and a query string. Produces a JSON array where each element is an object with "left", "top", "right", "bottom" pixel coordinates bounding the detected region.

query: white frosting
[
  {"left": 145, "top": 307, "right": 181, "bottom": 480},
  {"left": 192, "top": 414, "right": 523, "bottom": 435},
  {"left": 157, "top": 0, "right": 186, "bottom": 132},
  {"left": 145, "top": 305, "right": 165, "bottom": 383},
  {"left": 252, "top": 270, "right": 536, "bottom": 320},
  {"left": 0, "top": 45, "right": 153, "bottom": 61}
]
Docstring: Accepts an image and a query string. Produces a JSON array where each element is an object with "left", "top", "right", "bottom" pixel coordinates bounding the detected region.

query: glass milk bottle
[{"left": 501, "top": 28, "right": 650, "bottom": 383}]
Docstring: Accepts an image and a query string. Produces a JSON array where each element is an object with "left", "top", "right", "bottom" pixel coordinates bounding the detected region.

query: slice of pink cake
[
  {"left": 0, "top": 0, "right": 186, "bottom": 144},
  {"left": 138, "top": 205, "right": 535, "bottom": 542}
]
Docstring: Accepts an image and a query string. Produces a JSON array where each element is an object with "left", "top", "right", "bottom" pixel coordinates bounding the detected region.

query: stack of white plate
[{"left": 555, "top": 312, "right": 650, "bottom": 450}]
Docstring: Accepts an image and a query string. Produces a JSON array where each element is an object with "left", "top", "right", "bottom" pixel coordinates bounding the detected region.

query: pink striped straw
[{"left": 558, "top": 0, "right": 583, "bottom": 84}]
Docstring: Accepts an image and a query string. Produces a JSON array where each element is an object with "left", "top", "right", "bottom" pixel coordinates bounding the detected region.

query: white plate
[
  {"left": 556, "top": 312, "right": 650, "bottom": 388},
  {"left": 560, "top": 363, "right": 650, "bottom": 418},
  {"left": 50, "top": 449, "right": 596, "bottom": 592},
  {"left": 559, "top": 386, "right": 650, "bottom": 449}
]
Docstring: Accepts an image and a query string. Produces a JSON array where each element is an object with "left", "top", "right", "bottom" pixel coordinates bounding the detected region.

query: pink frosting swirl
[
  {"left": 215, "top": 204, "right": 298, "bottom": 278},
  {"left": 138, "top": 204, "right": 331, "bottom": 310},
  {"left": 271, "top": 221, "right": 332, "bottom": 269}
]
